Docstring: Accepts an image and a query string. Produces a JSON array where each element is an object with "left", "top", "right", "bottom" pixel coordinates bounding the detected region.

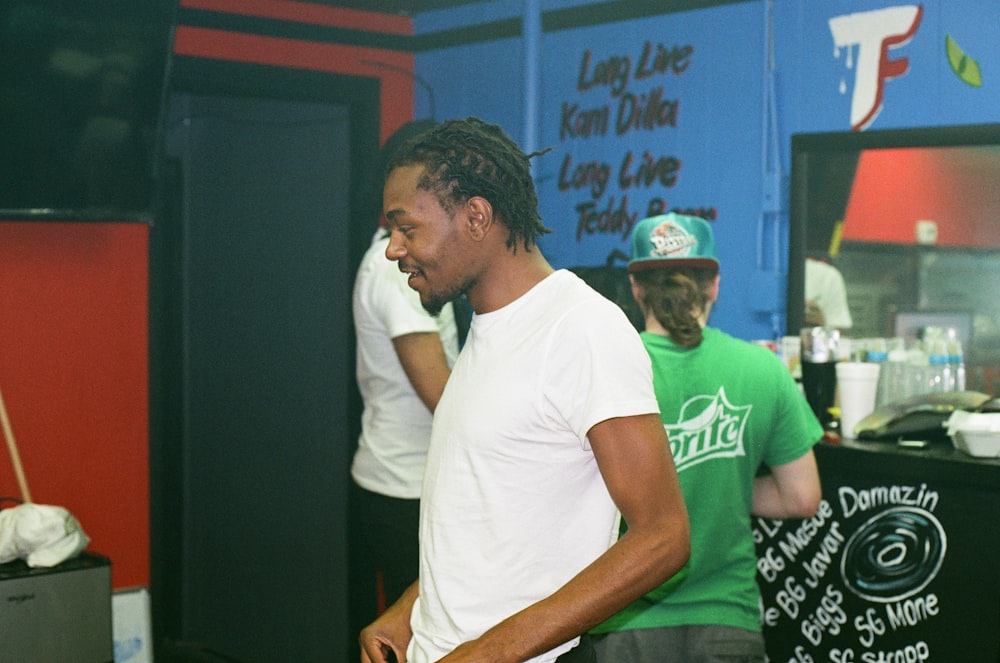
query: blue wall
[{"left": 413, "top": 0, "right": 999, "bottom": 341}]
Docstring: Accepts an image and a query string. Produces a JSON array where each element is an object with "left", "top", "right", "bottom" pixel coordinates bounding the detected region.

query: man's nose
[{"left": 385, "top": 231, "right": 405, "bottom": 261}]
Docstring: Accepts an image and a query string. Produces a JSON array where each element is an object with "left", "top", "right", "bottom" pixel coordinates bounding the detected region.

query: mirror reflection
[{"left": 789, "top": 124, "right": 1000, "bottom": 396}]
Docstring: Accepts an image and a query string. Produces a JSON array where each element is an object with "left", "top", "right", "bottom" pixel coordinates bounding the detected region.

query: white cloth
[
  {"left": 805, "top": 258, "right": 853, "bottom": 329},
  {"left": 407, "top": 270, "right": 659, "bottom": 663},
  {"left": 0, "top": 503, "right": 90, "bottom": 567},
  {"left": 351, "top": 232, "right": 459, "bottom": 499}
]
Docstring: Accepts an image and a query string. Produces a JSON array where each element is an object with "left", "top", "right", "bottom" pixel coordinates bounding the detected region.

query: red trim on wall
[
  {"left": 173, "top": 25, "right": 415, "bottom": 142},
  {"left": 180, "top": 0, "right": 412, "bottom": 35},
  {"left": 0, "top": 222, "right": 149, "bottom": 589}
]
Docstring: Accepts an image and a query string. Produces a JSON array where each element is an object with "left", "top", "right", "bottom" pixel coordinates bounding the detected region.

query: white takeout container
[{"left": 944, "top": 411, "right": 1000, "bottom": 458}]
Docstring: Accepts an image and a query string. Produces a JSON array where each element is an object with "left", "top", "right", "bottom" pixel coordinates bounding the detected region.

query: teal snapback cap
[{"left": 628, "top": 213, "right": 719, "bottom": 273}]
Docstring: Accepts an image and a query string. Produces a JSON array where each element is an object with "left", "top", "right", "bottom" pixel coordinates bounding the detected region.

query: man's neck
[{"left": 468, "top": 250, "right": 554, "bottom": 314}]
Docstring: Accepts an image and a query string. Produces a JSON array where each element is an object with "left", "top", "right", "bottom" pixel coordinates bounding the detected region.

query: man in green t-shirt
[{"left": 592, "top": 213, "right": 823, "bottom": 662}]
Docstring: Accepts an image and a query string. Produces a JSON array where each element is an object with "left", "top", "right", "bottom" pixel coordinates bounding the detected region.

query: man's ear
[
  {"left": 628, "top": 273, "right": 642, "bottom": 304},
  {"left": 709, "top": 273, "right": 721, "bottom": 303},
  {"left": 466, "top": 197, "right": 493, "bottom": 241}
]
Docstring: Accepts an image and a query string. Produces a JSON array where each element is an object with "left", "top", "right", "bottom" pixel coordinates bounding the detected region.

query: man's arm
[
  {"left": 360, "top": 580, "right": 419, "bottom": 663},
  {"left": 804, "top": 300, "right": 826, "bottom": 327},
  {"left": 441, "top": 413, "right": 691, "bottom": 663},
  {"left": 752, "top": 450, "right": 822, "bottom": 519},
  {"left": 393, "top": 332, "right": 452, "bottom": 412}
]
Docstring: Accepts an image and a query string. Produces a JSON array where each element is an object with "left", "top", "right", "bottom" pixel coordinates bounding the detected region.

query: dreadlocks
[{"left": 385, "top": 117, "right": 552, "bottom": 251}]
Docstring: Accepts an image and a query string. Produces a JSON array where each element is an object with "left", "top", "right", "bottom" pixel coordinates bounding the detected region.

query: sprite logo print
[
  {"left": 648, "top": 220, "right": 696, "bottom": 259},
  {"left": 665, "top": 387, "right": 750, "bottom": 472}
]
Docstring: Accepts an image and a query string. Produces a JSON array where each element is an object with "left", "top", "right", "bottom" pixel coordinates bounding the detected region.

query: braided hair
[
  {"left": 632, "top": 266, "right": 718, "bottom": 348},
  {"left": 385, "top": 117, "right": 552, "bottom": 251}
]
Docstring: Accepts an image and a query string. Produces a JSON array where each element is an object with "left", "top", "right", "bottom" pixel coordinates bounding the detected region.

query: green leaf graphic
[{"left": 946, "top": 34, "right": 982, "bottom": 87}]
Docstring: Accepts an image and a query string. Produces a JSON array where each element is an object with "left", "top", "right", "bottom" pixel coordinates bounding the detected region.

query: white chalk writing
[
  {"left": 838, "top": 484, "right": 938, "bottom": 519},
  {"left": 756, "top": 482, "right": 948, "bottom": 663}
]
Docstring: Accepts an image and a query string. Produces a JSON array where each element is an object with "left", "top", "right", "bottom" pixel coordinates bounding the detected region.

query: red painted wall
[
  {"left": 0, "top": 222, "right": 149, "bottom": 589},
  {"left": 176, "top": 0, "right": 416, "bottom": 142},
  {"left": 843, "top": 147, "right": 1000, "bottom": 249},
  {"left": 0, "top": 0, "right": 414, "bottom": 592}
]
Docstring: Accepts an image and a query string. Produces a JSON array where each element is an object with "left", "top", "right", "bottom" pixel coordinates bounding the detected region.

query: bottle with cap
[
  {"left": 926, "top": 337, "right": 952, "bottom": 393},
  {"left": 878, "top": 338, "right": 908, "bottom": 406},
  {"left": 800, "top": 326, "right": 840, "bottom": 430},
  {"left": 947, "top": 337, "right": 966, "bottom": 392},
  {"left": 861, "top": 338, "right": 886, "bottom": 406},
  {"left": 904, "top": 345, "right": 930, "bottom": 398}
]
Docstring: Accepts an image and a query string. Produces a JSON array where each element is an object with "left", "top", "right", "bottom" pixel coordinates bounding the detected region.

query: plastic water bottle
[
  {"left": 878, "top": 345, "right": 908, "bottom": 406},
  {"left": 865, "top": 338, "right": 888, "bottom": 406},
  {"left": 926, "top": 338, "right": 952, "bottom": 393},
  {"left": 948, "top": 339, "right": 966, "bottom": 392},
  {"left": 905, "top": 347, "right": 930, "bottom": 397}
]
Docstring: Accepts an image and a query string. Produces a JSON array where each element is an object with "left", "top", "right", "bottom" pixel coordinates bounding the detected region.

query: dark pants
[
  {"left": 556, "top": 634, "right": 597, "bottom": 663},
  {"left": 354, "top": 486, "right": 421, "bottom": 606}
]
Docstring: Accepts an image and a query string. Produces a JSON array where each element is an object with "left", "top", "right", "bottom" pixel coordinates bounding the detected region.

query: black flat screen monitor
[
  {"left": 0, "top": 1, "right": 175, "bottom": 219},
  {"left": 787, "top": 123, "right": 1000, "bottom": 337}
]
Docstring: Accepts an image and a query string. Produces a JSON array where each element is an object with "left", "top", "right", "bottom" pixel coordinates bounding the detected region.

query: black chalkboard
[{"left": 755, "top": 442, "right": 999, "bottom": 663}]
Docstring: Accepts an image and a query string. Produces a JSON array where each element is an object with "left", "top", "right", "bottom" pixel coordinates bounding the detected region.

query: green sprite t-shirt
[{"left": 593, "top": 327, "right": 822, "bottom": 634}]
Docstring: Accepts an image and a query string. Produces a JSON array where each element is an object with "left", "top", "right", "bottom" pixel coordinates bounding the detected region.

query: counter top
[{"left": 815, "top": 437, "right": 999, "bottom": 490}]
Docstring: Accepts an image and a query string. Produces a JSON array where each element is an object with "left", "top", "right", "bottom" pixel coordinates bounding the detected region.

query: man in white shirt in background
[
  {"left": 350, "top": 120, "right": 459, "bottom": 640},
  {"left": 805, "top": 256, "right": 853, "bottom": 329}
]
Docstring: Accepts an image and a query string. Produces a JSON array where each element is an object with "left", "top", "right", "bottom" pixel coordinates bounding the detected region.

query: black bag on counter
[{"left": 854, "top": 390, "right": 999, "bottom": 442}]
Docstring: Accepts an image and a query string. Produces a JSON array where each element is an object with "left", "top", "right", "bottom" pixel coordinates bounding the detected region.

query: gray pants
[{"left": 592, "top": 625, "right": 766, "bottom": 663}]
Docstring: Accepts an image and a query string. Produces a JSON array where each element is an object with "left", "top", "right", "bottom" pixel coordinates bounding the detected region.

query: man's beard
[{"left": 422, "top": 275, "right": 476, "bottom": 316}]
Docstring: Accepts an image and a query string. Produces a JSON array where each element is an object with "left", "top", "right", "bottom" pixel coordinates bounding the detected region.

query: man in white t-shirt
[
  {"left": 351, "top": 121, "right": 458, "bottom": 636},
  {"left": 359, "top": 117, "right": 691, "bottom": 663},
  {"left": 805, "top": 257, "right": 853, "bottom": 329}
]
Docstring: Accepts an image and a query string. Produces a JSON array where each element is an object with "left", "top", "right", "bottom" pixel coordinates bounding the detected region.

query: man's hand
[{"left": 360, "top": 582, "right": 418, "bottom": 663}]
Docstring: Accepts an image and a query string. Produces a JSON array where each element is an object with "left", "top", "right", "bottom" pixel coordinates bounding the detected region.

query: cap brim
[{"left": 628, "top": 257, "right": 720, "bottom": 273}]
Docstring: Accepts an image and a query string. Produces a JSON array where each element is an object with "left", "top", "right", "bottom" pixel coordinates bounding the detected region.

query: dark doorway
[{"left": 151, "top": 65, "right": 378, "bottom": 661}]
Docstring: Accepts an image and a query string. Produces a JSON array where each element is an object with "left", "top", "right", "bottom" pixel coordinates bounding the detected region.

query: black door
[{"left": 154, "top": 87, "right": 368, "bottom": 661}]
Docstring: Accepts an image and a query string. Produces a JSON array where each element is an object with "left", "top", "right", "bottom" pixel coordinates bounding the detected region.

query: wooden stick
[{"left": 0, "top": 383, "right": 32, "bottom": 503}]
